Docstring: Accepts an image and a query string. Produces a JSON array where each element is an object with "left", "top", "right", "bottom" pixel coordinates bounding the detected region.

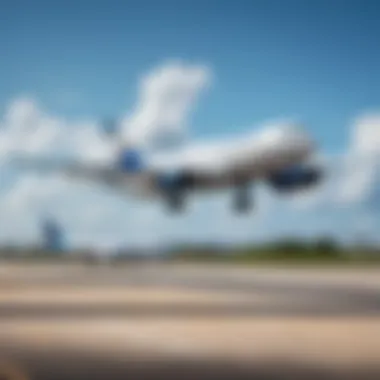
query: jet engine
[{"left": 267, "top": 164, "right": 323, "bottom": 193}]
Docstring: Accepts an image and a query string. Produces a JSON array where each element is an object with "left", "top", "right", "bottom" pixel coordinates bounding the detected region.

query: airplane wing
[
  {"left": 5, "top": 155, "right": 122, "bottom": 185},
  {"left": 149, "top": 139, "right": 250, "bottom": 191},
  {"left": 5, "top": 153, "right": 163, "bottom": 200}
]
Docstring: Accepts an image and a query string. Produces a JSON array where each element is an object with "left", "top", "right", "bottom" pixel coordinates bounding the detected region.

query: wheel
[
  {"left": 165, "top": 190, "right": 185, "bottom": 213},
  {"left": 233, "top": 185, "right": 252, "bottom": 214}
]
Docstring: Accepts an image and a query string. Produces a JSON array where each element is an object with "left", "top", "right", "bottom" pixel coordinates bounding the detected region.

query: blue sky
[
  {"left": 3, "top": 0, "right": 380, "bottom": 146},
  {"left": 1, "top": 0, "right": 380, "bottom": 248}
]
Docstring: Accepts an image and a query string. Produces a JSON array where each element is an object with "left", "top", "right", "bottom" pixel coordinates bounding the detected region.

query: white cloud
[
  {"left": 335, "top": 154, "right": 377, "bottom": 204},
  {"left": 335, "top": 113, "right": 380, "bottom": 204},
  {"left": 0, "top": 97, "right": 114, "bottom": 164},
  {"left": 351, "top": 113, "right": 380, "bottom": 155},
  {"left": 287, "top": 112, "right": 380, "bottom": 210}
]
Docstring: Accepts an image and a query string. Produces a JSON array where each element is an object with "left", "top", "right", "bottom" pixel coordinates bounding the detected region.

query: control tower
[{"left": 41, "top": 216, "right": 65, "bottom": 253}]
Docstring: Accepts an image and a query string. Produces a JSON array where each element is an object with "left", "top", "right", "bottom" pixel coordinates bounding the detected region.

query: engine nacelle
[
  {"left": 156, "top": 171, "right": 196, "bottom": 192},
  {"left": 268, "top": 164, "right": 323, "bottom": 192}
]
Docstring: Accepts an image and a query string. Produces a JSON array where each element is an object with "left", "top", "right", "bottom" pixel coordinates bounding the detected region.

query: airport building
[{"left": 41, "top": 217, "right": 65, "bottom": 253}]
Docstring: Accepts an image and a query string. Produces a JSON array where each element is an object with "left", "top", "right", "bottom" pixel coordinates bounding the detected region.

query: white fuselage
[{"left": 115, "top": 124, "right": 316, "bottom": 199}]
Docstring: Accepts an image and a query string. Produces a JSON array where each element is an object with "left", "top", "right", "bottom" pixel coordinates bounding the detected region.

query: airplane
[{"left": 8, "top": 121, "right": 324, "bottom": 213}]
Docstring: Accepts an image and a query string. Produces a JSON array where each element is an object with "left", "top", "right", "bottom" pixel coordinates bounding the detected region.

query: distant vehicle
[{"left": 10, "top": 122, "right": 323, "bottom": 213}]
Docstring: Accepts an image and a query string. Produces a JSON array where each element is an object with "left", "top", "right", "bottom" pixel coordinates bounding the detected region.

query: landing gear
[
  {"left": 233, "top": 184, "right": 252, "bottom": 214},
  {"left": 165, "top": 190, "right": 185, "bottom": 213}
]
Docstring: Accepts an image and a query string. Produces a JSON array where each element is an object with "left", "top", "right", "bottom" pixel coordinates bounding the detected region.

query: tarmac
[{"left": 0, "top": 262, "right": 380, "bottom": 379}]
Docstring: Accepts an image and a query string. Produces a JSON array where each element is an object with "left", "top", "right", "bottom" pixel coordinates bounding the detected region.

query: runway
[{"left": 1, "top": 262, "right": 380, "bottom": 379}]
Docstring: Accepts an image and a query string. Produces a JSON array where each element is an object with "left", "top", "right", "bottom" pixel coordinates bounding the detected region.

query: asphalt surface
[{"left": 1, "top": 262, "right": 380, "bottom": 380}]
